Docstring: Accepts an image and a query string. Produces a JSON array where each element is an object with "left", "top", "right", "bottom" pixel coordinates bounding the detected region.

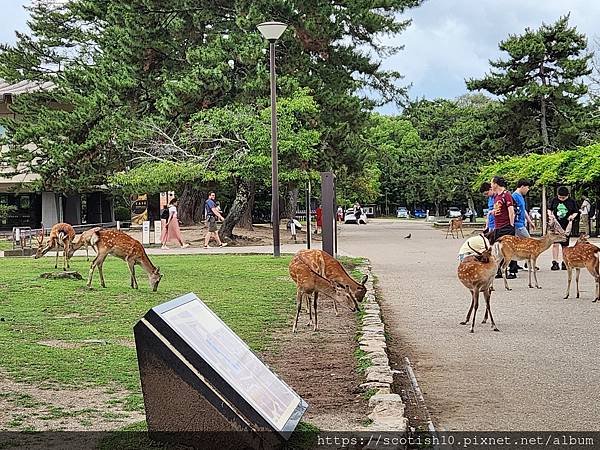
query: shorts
[
  {"left": 557, "top": 220, "right": 570, "bottom": 247},
  {"left": 515, "top": 226, "right": 530, "bottom": 238},
  {"left": 208, "top": 216, "right": 217, "bottom": 232}
]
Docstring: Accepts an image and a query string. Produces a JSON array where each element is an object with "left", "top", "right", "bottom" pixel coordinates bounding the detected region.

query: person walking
[
  {"left": 204, "top": 191, "right": 227, "bottom": 249},
  {"left": 579, "top": 194, "right": 591, "bottom": 236},
  {"left": 489, "top": 176, "right": 517, "bottom": 279},
  {"left": 548, "top": 186, "right": 578, "bottom": 270},
  {"left": 354, "top": 202, "right": 362, "bottom": 225},
  {"left": 336, "top": 206, "right": 344, "bottom": 222},
  {"left": 161, "top": 198, "right": 190, "bottom": 249},
  {"left": 315, "top": 205, "right": 323, "bottom": 234}
]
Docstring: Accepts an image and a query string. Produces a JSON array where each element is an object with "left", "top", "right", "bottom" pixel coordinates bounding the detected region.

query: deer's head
[
  {"left": 353, "top": 274, "right": 368, "bottom": 303},
  {"left": 576, "top": 232, "right": 590, "bottom": 244},
  {"left": 33, "top": 226, "right": 45, "bottom": 259},
  {"left": 331, "top": 282, "right": 358, "bottom": 312},
  {"left": 149, "top": 266, "right": 162, "bottom": 292},
  {"left": 467, "top": 235, "right": 495, "bottom": 264},
  {"left": 548, "top": 221, "right": 568, "bottom": 244}
]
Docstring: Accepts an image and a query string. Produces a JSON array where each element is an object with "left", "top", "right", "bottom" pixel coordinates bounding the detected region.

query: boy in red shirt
[{"left": 490, "top": 176, "right": 517, "bottom": 279}]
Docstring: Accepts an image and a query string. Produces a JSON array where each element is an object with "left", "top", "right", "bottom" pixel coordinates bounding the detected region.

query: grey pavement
[{"left": 337, "top": 218, "right": 600, "bottom": 431}]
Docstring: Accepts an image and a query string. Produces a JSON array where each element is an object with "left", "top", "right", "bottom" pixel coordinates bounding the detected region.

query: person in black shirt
[{"left": 547, "top": 186, "right": 578, "bottom": 270}]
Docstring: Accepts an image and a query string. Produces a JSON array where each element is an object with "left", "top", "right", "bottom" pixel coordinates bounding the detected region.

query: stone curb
[{"left": 357, "top": 264, "right": 408, "bottom": 435}]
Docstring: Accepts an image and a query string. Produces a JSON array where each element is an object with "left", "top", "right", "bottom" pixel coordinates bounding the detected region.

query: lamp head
[{"left": 257, "top": 21, "right": 287, "bottom": 41}]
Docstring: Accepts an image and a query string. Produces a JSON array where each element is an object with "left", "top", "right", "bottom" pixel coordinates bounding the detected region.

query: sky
[{"left": 2, "top": 0, "right": 599, "bottom": 114}]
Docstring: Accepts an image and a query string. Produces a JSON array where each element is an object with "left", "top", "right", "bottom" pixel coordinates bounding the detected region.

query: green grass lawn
[{"left": 0, "top": 254, "right": 295, "bottom": 410}]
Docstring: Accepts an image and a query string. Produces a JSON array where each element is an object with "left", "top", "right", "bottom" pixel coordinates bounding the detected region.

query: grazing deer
[
  {"left": 293, "top": 249, "right": 368, "bottom": 315},
  {"left": 496, "top": 222, "right": 567, "bottom": 290},
  {"left": 86, "top": 229, "right": 162, "bottom": 291},
  {"left": 457, "top": 238, "right": 500, "bottom": 333},
  {"left": 446, "top": 217, "right": 464, "bottom": 239},
  {"left": 562, "top": 237, "right": 600, "bottom": 302},
  {"left": 68, "top": 227, "right": 103, "bottom": 261},
  {"left": 34, "top": 223, "right": 76, "bottom": 271},
  {"left": 289, "top": 254, "right": 357, "bottom": 332}
]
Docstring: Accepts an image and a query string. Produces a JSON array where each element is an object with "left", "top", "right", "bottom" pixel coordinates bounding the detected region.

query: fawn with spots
[
  {"left": 68, "top": 226, "right": 103, "bottom": 261},
  {"left": 562, "top": 234, "right": 599, "bottom": 302},
  {"left": 87, "top": 229, "right": 162, "bottom": 291}
]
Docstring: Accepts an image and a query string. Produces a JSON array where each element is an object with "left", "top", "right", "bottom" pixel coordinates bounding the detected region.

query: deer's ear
[{"left": 360, "top": 274, "right": 368, "bottom": 285}]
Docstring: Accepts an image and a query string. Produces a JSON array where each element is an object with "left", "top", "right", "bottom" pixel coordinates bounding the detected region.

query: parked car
[
  {"left": 396, "top": 207, "right": 409, "bottom": 219},
  {"left": 412, "top": 208, "right": 427, "bottom": 219},
  {"left": 447, "top": 207, "right": 462, "bottom": 218},
  {"left": 530, "top": 207, "right": 542, "bottom": 221},
  {"left": 344, "top": 209, "right": 367, "bottom": 224}
]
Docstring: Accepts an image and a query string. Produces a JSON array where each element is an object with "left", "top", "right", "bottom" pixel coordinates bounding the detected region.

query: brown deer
[
  {"left": 289, "top": 254, "right": 357, "bottom": 332},
  {"left": 446, "top": 217, "right": 464, "bottom": 239},
  {"left": 496, "top": 222, "right": 567, "bottom": 290},
  {"left": 293, "top": 249, "right": 367, "bottom": 315},
  {"left": 68, "top": 227, "right": 103, "bottom": 261},
  {"left": 562, "top": 237, "right": 599, "bottom": 302},
  {"left": 457, "top": 239, "right": 500, "bottom": 333},
  {"left": 34, "top": 223, "right": 76, "bottom": 270},
  {"left": 86, "top": 229, "right": 162, "bottom": 291}
]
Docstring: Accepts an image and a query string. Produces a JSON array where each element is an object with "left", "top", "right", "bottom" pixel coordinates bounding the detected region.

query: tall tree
[{"left": 466, "top": 15, "right": 592, "bottom": 153}]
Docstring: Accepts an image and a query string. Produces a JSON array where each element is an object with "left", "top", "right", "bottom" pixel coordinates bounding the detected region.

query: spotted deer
[
  {"left": 289, "top": 253, "right": 357, "bottom": 332},
  {"left": 34, "top": 223, "right": 76, "bottom": 270},
  {"left": 87, "top": 229, "right": 162, "bottom": 291},
  {"left": 496, "top": 221, "right": 567, "bottom": 290},
  {"left": 446, "top": 217, "right": 464, "bottom": 239},
  {"left": 293, "top": 249, "right": 368, "bottom": 315},
  {"left": 562, "top": 236, "right": 599, "bottom": 302},
  {"left": 68, "top": 227, "right": 103, "bottom": 261},
  {"left": 457, "top": 238, "right": 500, "bottom": 333}
]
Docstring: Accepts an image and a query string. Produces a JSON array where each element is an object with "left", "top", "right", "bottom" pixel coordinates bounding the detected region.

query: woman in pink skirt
[{"left": 161, "top": 198, "right": 190, "bottom": 249}]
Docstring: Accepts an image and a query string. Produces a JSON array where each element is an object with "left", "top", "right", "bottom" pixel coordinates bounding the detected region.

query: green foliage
[
  {"left": 477, "top": 143, "right": 600, "bottom": 186},
  {"left": 467, "top": 15, "right": 593, "bottom": 153},
  {"left": 0, "top": 205, "right": 16, "bottom": 220}
]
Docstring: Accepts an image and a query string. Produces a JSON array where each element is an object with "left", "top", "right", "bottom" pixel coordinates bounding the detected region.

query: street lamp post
[{"left": 257, "top": 21, "right": 287, "bottom": 257}]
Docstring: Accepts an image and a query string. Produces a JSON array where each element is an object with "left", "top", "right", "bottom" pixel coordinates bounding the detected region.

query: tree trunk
[
  {"left": 238, "top": 182, "right": 255, "bottom": 231},
  {"left": 540, "top": 96, "right": 550, "bottom": 152},
  {"left": 219, "top": 180, "right": 251, "bottom": 240},
  {"left": 281, "top": 186, "right": 299, "bottom": 220},
  {"left": 435, "top": 201, "right": 441, "bottom": 217},
  {"left": 178, "top": 182, "right": 205, "bottom": 226}
]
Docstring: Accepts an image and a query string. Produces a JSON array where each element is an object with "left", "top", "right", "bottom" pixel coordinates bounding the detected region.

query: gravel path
[{"left": 337, "top": 219, "right": 600, "bottom": 431}]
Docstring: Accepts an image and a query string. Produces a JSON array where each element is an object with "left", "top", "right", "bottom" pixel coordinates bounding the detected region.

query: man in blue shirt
[
  {"left": 479, "top": 182, "right": 495, "bottom": 232},
  {"left": 204, "top": 191, "right": 227, "bottom": 249},
  {"left": 512, "top": 179, "right": 535, "bottom": 238}
]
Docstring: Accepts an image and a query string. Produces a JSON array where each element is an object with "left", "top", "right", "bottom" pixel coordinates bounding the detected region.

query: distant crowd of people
[{"left": 474, "top": 177, "right": 595, "bottom": 278}]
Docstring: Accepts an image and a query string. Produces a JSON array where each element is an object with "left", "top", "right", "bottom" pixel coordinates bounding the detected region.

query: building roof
[{"left": 0, "top": 79, "right": 56, "bottom": 98}]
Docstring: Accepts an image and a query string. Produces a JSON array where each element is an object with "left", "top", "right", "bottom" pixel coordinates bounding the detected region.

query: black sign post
[
  {"left": 321, "top": 172, "right": 335, "bottom": 256},
  {"left": 134, "top": 293, "right": 308, "bottom": 449}
]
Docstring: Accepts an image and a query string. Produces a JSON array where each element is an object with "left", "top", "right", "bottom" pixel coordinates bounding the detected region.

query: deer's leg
[
  {"left": 306, "top": 294, "right": 313, "bottom": 327},
  {"left": 531, "top": 257, "right": 541, "bottom": 289},
  {"left": 575, "top": 268, "right": 581, "bottom": 298},
  {"left": 460, "top": 290, "right": 475, "bottom": 325},
  {"left": 527, "top": 258, "right": 533, "bottom": 288},
  {"left": 470, "top": 289, "right": 480, "bottom": 333},
  {"left": 293, "top": 290, "right": 303, "bottom": 332},
  {"left": 459, "top": 226, "right": 464, "bottom": 238},
  {"left": 501, "top": 258, "right": 511, "bottom": 291},
  {"left": 482, "top": 301, "right": 489, "bottom": 324},
  {"left": 87, "top": 253, "right": 105, "bottom": 288},
  {"left": 331, "top": 291, "right": 339, "bottom": 316},
  {"left": 127, "top": 258, "right": 138, "bottom": 289},
  {"left": 86, "top": 245, "right": 89, "bottom": 262},
  {"left": 64, "top": 242, "right": 71, "bottom": 270},
  {"left": 592, "top": 259, "right": 600, "bottom": 302},
  {"left": 96, "top": 255, "right": 108, "bottom": 288},
  {"left": 55, "top": 244, "right": 60, "bottom": 269},
  {"left": 564, "top": 267, "right": 572, "bottom": 299},
  {"left": 445, "top": 226, "right": 450, "bottom": 239},
  {"left": 312, "top": 294, "right": 319, "bottom": 331},
  {"left": 484, "top": 287, "right": 499, "bottom": 331}
]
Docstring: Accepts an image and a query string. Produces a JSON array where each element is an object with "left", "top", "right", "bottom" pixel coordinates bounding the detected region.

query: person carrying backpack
[{"left": 204, "top": 191, "right": 227, "bottom": 249}]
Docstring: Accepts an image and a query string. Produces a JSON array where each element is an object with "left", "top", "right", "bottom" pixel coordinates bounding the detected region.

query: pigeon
[{"left": 404, "top": 233, "right": 411, "bottom": 239}]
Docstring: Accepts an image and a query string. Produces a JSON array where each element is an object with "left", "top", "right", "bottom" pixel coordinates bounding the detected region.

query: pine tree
[{"left": 466, "top": 15, "right": 592, "bottom": 153}]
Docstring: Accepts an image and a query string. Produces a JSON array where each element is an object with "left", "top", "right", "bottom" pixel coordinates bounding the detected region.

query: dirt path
[{"left": 338, "top": 219, "right": 600, "bottom": 431}]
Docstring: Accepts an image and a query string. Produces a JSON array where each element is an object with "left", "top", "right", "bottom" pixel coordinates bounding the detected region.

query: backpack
[{"left": 160, "top": 207, "right": 170, "bottom": 220}]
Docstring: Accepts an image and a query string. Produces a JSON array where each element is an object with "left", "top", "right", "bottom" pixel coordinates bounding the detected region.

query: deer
[
  {"left": 289, "top": 254, "right": 357, "bottom": 332},
  {"left": 86, "top": 229, "right": 162, "bottom": 291},
  {"left": 293, "top": 249, "right": 368, "bottom": 315},
  {"left": 34, "top": 223, "right": 76, "bottom": 271},
  {"left": 457, "top": 238, "right": 500, "bottom": 333},
  {"left": 562, "top": 235, "right": 600, "bottom": 302},
  {"left": 68, "top": 227, "right": 103, "bottom": 261},
  {"left": 446, "top": 217, "right": 464, "bottom": 239},
  {"left": 496, "top": 221, "right": 567, "bottom": 290}
]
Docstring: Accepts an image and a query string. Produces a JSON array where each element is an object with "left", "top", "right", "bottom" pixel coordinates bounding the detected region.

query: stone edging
[{"left": 357, "top": 264, "right": 408, "bottom": 433}]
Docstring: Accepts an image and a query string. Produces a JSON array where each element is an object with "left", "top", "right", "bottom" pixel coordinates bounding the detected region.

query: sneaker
[
  {"left": 161, "top": 245, "right": 169, "bottom": 249},
  {"left": 181, "top": 243, "right": 190, "bottom": 248},
  {"left": 495, "top": 272, "right": 503, "bottom": 279},
  {"left": 516, "top": 265, "right": 525, "bottom": 270},
  {"left": 551, "top": 261, "right": 560, "bottom": 271},
  {"left": 561, "top": 262, "right": 567, "bottom": 270},
  {"left": 506, "top": 273, "right": 517, "bottom": 279},
  {"left": 220, "top": 243, "right": 228, "bottom": 247},
  {"left": 203, "top": 245, "right": 209, "bottom": 249}
]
